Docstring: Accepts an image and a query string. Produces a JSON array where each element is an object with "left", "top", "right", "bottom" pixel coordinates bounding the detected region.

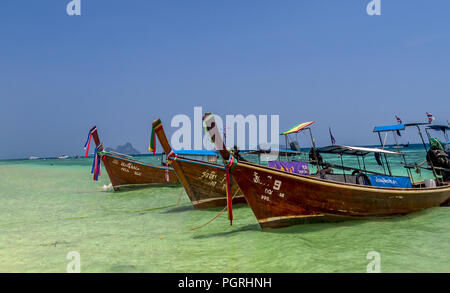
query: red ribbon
[
  {"left": 225, "top": 156, "right": 236, "bottom": 226},
  {"left": 93, "top": 153, "right": 99, "bottom": 180},
  {"left": 84, "top": 134, "right": 92, "bottom": 158}
]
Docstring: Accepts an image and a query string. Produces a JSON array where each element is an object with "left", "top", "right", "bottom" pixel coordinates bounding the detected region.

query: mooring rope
[
  {"left": 176, "top": 188, "right": 184, "bottom": 206},
  {"left": 189, "top": 188, "right": 241, "bottom": 231}
]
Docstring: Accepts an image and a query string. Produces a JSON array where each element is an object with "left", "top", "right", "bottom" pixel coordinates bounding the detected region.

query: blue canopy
[
  {"left": 373, "top": 124, "right": 405, "bottom": 132},
  {"left": 173, "top": 150, "right": 217, "bottom": 156}
]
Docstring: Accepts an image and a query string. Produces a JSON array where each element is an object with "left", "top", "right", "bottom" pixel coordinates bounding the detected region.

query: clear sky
[{"left": 1, "top": 1, "right": 449, "bottom": 159}]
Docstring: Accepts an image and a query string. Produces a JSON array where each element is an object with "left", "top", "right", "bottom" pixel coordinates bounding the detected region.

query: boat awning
[
  {"left": 427, "top": 125, "right": 449, "bottom": 132},
  {"left": 281, "top": 121, "right": 314, "bottom": 135},
  {"left": 173, "top": 149, "right": 217, "bottom": 156},
  {"left": 318, "top": 145, "right": 404, "bottom": 156},
  {"left": 374, "top": 122, "right": 430, "bottom": 132},
  {"left": 373, "top": 124, "right": 405, "bottom": 132}
]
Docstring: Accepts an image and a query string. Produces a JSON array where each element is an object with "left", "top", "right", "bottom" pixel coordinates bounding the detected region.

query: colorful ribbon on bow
[
  {"left": 148, "top": 126, "right": 156, "bottom": 155},
  {"left": 165, "top": 167, "right": 169, "bottom": 182},
  {"left": 83, "top": 126, "right": 102, "bottom": 181},
  {"left": 163, "top": 150, "right": 177, "bottom": 181},
  {"left": 225, "top": 156, "right": 237, "bottom": 226},
  {"left": 84, "top": 126, "right": 99, "bottom": 158},
  {"left": 91, "top": 147, "right": 102, "bottom": 181},
  {"left": 167, "top": 150, "right": 178, "bottom": 164},
  {"left": 84, "top": 132, "right": 92, "bottom": 158}
]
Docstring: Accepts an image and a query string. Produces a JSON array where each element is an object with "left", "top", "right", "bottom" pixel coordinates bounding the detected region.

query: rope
[
  {"left": 189, "top": 187, "right": 241, "bottom": 231},
  {"left": 176, "top": 188, "right": 184, "bottom": 206}
]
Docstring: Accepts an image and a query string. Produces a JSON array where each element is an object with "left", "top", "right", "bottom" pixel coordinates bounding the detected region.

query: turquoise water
[{"left": 0, "top": 145, "right": 448, "bottom": 273}]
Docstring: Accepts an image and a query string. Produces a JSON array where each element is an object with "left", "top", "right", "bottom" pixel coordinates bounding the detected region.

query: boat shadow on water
[
  {"left": 162, "top": 205, "right": 195, "bottom": 213},
  {"left": 192, "top": 207, "right": 446, "bottom": 239}
]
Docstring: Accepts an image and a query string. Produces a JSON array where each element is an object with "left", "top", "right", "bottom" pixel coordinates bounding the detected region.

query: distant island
[{"left": 105, "top": 142, "right": 140, "bottom": 155}]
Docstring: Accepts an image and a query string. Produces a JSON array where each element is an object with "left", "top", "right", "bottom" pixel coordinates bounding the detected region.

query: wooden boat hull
[
  {"left": 152, "top": 119, "right": 246, "bottom": 209},
  {"left": 169, "top": 156, "right": 246, "bottom": 209},
  {"left": 231, "top": 162, "right": 450, "bottom": 228},
  {"left": 101, "top": 152, "right": 179, "bottom": 191},
  {"left": 87, "top": 126, "right": 179, "bottom": 191}
]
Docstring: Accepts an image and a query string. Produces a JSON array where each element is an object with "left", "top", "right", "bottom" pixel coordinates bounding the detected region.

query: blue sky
[{"left": 1, "top": 1, "right": 449, "bottom": 159}]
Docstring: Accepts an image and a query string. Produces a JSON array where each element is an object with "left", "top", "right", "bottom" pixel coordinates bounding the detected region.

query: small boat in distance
[
  {"left": 85, "top": 126, "right": 179, "bottom": 191},
  {"left": 203, "top": 113, "right": 450, "bottom": 229},
  {"left": 57, "top": 155, "right": 69, "bottom": 159},
  {"left": 29, "top": 156, "right": 40, "bottom": 160},
  {"left": 384, "top": 143, "right": 409, "bottom": 149}
]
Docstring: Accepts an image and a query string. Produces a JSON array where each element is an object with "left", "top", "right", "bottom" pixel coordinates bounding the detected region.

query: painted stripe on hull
[
  {"left": 192, "top": 195, "right": 246, "bottom": 205},
  {"left": 259, "top": 214, "right": 325, "bottom": 223},
  {"left": 192, "top": 195, "right": 247, "bottom": 209},
  {"left": 103, "top": 153, "right": 175, "bottom": 171},
  {"left": 112, "top": 182, "right": 180, "bottom": 191},
  {"left": 258, "top": 214, "right": 347, "bottom": 229}
]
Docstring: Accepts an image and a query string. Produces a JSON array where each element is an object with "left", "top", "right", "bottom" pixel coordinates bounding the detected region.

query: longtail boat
[
  {"left": 84, "top": 126, "right": 179, "bottom": 191},
  {"left": 152, "top": 119, "right": 246, "bottom": 209},
  {"left": 203, "top": 113, "right": 450, "bottom": 229}
]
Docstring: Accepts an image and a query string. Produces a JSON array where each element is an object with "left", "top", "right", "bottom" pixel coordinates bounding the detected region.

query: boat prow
[
  {"left": 152, "top": 119, "right": 246, "bottom": 209},
  {"left": 85, "top": 126, "right": 179, "bottom": 191}
]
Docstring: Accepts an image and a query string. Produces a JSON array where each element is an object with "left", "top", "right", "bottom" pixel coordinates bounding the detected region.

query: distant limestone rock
[{"left": 106, "top": 142, "right": 140, "bottom": 155}]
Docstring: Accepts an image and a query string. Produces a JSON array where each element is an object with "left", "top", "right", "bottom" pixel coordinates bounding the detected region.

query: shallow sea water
[{"left": 0, "top": 146, "right": 448, "bottom": 272}]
